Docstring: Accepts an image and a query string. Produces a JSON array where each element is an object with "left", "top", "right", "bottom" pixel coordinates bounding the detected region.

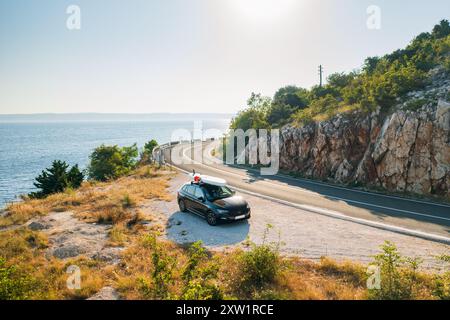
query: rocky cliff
[{"left": 279, "top": 67, "right": 450, "bottom": 199}]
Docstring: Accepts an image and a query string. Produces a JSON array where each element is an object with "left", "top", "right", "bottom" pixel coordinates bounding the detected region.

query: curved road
[{"left": 162, "top": 141, "right": 450, "bottom": 239}]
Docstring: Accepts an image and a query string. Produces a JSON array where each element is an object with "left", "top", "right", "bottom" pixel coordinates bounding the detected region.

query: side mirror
[{"left": 198, "top": 196, "right": 205, "bottom": 202}]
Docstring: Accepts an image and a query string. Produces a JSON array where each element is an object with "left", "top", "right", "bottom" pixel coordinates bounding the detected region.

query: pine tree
[
  {"left": 29, "top": 160, "right": 84, "bottom": 198},
  {"left": 67, "top": 164, "right": 84, "bottom": 189}
]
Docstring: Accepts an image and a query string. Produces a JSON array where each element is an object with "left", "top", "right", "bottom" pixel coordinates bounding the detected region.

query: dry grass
[
  {"left": 0, "top": 165, "right": 173, "bottom": 228},
  {"left": 0, "top": 227, "right": 110, "bottom": 299},
  {"left": 280, "top": 258, "right": 367, "bottom": 300}
]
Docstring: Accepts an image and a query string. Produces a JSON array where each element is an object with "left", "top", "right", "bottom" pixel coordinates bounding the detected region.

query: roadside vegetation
[
  {"left": 230, "top": 20, "right": 450, "bottom": 130},
  {"left": 1, "top": 215, "right": 448, "bottom": 300}
]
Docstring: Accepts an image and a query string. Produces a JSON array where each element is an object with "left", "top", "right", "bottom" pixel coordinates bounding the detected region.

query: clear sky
[{"left": 0, "top": 0, "right": 449, "bottom": 114}]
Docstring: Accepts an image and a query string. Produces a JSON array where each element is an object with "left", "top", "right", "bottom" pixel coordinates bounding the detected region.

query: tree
[
  {"left": 327, "top": 72, "right": 355, "bottom": 89},
  {"left": 29, "top": 160, "right": 84, "bottom": 198},
  {"left": 230, "top": 93, "right": 270, "bottom": 131},
  {"left": 432, "top": 19, "right": 450, "bottom": 39},
  {"left": 363, "top": 56, "right": 381, "bottom": 75},
  {"left": 144, "top": 139, "right": 158, "bottom": 156},
  {"left": 266, "top": 86, "right": 310, "bottom": 127},
  {"left": 272, "top": 86, "right": 308, "bottom": 109},
  {"left": 88, "top": 144, "right": 138, "bottom": 181},
  {"left": 266, "top": 103, "right": 297, "bottom": 128},
  {"left": 140, "top": 139, "right": 159, "bottom": 164},
  {"left": 67, "top": 164, "right": 84, "bottom": 189}
]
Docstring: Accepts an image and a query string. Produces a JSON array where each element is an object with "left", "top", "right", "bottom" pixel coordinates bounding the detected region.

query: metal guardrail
[{"left": 153, "top": 138, "right": 216, "bottom": 165}]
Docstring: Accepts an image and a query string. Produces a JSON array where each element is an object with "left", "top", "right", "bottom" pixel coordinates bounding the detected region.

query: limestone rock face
[{"left": 278, "top": 69, "right": 450, "bottom": 198}]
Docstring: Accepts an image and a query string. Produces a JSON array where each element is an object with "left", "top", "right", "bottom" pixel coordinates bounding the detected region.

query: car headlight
[{"left": 216, "top": 209, "right": 229, "bottom": 214}]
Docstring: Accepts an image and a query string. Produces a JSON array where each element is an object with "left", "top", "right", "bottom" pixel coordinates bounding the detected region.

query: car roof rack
[{"left": 188, "top": 170, "right": 227, "bottom": 187}]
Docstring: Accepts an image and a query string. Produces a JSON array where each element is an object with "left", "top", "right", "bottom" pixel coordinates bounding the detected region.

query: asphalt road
[{"left": 162, "top": 141, "right": 450, "bottom": 239}]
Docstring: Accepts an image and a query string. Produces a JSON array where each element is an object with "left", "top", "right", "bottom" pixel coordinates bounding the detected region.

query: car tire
[
  {"left": 206, "top": 211, "right": 217, "bottom": 226},
  {"left": 179, "top": 199, "right": 187, "bottom": 212}
]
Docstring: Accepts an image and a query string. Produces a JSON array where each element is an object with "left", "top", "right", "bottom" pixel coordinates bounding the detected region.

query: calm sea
[{"left": 0, "top": 114, "right": 231, "bottom": 207}]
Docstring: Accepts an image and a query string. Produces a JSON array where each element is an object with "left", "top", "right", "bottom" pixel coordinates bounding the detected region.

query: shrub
[
  {"left": 0, "top": 257, "right": 35, "bottom": 300},
  {"left": 433, "top": 255, "right": 450, "bottom": 300},
  {"left": 180, "top": 241, "right": 223, "bottom": 300},
  {"left": 29, "top": 160, "right": 84, "bottom": 198},
  {"left": 88, "top": 144, "right": 138, "bottom": 181},
  {"left": 139, "top": 235, "right": 176, "bottom": 299},
  {"left": 239, "top": 244, "right": 280, "bottom": 290},
  {"left": 368, "top": 241, "right": 424, "bottom": 300},
  {"left": 403, "top": 98, "right": 428, "bottom": 111},
  {"left": 237, "top": 225, "right": 281, "bottom": 293}
]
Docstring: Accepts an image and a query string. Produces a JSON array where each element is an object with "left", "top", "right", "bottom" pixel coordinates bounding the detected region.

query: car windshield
[{"left": 201, "top": 184, "right": 234, "bottom": 201}]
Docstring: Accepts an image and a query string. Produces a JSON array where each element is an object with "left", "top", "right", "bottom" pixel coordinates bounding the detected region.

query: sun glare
[{"left": 229, "top": 0, "right": 298, "bottom": 22}]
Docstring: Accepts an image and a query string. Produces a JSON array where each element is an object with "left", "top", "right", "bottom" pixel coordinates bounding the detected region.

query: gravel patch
[{"left": 27, "top": 211, "right": 118, "bottom": 261}]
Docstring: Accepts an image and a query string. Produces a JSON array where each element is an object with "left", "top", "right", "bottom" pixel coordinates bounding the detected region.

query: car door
[
  {"left": 183, "top": 185, "right": 197, "bottom": 211},
  {"left": 192, "top": 185, "right": 208, "bottom": 216}
]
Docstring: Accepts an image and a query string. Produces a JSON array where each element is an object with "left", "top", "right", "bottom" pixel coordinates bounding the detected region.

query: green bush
[
  {"left": 0, "top": 257, "right": 35, "bottom": 300},
  {"left": 180, "top": 241, "right": 223, "bottom": 300},
  {"left": 368, "top": 241, "right": 423, "bottom": 300},
  {"left": 239, "top": 244, "right": 280, "bottom": 290},
  {"left": 140, "top": 235, "right": 175, "bottom": 299},
  {"left": 237, "top": 225, "right": 281, "bottom": 293},
  {"left": 433, "top": 255, "right": 450, "bottom": 300},
  {"left": 88, "top": 144, "right": 138, "bottom": 181},
  {"left": 180, "top": 280, "right": 223, "bottom": 300},
  {"left": 29, "top": 160, "right": 84, "bottom": 198},
  {"left": 403, "top": 98, "right": 428, "bottom": 111}
]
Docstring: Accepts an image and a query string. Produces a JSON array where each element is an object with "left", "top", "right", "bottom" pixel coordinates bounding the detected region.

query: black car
[{"left": 177, "top": 182, "right": 251, "bottom": 226}]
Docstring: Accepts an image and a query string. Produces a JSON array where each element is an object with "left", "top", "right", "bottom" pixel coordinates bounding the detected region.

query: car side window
[
  {"left": 185, "top": 185, "right": 195, "bottom": 197},
  {"left": 194, "top": 186, "right": 204, "bottom": 200}
]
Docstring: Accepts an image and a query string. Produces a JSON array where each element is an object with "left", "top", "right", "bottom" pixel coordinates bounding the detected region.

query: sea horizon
[{"left": 0, "top": 112, "right": 235, "bottom": 123}]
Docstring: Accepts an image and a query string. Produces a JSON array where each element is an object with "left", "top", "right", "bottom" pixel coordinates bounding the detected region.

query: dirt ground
[{"left": 144, "top": 173, "right": 449, "bottom": 269}]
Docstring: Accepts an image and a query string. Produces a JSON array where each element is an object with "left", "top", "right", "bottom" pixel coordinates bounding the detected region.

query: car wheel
[
  {"left": 179, "top": 199, "right": 187, "bottom": 212},
  {"left": 206, "top": 211, "right": 217, "bottom": 226}
]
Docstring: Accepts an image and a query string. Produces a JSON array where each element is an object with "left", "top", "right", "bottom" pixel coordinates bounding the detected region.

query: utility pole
[{"left": 318, "top": 65, "right": 324, "bottom": 88}]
